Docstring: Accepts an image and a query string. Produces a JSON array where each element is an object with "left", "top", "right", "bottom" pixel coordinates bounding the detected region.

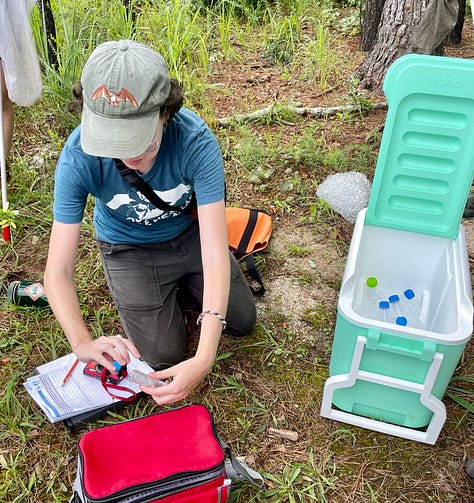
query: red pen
[{"left": 62, "top": 358, "right": 79, "bottom": 386}]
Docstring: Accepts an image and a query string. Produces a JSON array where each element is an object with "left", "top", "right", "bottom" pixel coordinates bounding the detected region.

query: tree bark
[
  {"left": 355, "top": 0, "right": 427, "bottom": 92},
  {"left": 36, "top": 0, "right": 58, "bottom": 69},
  {"left": 360, "top": 0, "right": 386, "bottom": 52}
]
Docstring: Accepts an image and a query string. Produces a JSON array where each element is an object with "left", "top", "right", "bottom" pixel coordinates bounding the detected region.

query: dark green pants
[{"left": 97, "top": 221, "right": 256, "bottom": 369}]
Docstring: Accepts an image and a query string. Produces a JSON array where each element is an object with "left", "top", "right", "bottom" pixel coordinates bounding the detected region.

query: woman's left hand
[{"left": 140, "top": 355, "right": 213, "bottom": 405}]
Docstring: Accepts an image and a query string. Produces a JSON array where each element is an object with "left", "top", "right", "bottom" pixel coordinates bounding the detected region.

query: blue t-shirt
[{"left": 53, "top": 108, "right": 225, "bottom": 244}]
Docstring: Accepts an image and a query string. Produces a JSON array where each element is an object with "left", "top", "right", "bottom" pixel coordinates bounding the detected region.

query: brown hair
[{"left": 68, "top": 78, "right": 184, "bottom": 123}]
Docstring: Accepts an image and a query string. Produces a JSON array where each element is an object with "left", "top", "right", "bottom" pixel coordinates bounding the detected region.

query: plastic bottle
[
  {"left": 364, "top": 277, "right": 381, "bottom": 320},
  {"left": 7, "top": 281, "right": 49, "bottom": 307},
  {"left": 401, "top": 288, "right": 421, "bottom": 328},
  {"left": 378, "top": 300, "right": 390, "bottom": 322},
  {"left": 389, "top": 293, "right": 408, "bottom": 326},
  {"left": 129, "top": 369, "right": 166, "bottom": 388}
]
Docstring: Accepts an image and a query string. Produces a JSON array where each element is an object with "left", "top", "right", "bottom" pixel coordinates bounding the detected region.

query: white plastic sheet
[{"left": 316, "top": 171, "right": 372, "bottom": 224}]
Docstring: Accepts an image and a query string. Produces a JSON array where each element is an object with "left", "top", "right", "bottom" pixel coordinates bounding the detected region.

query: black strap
[
  {"left": 234, "top": 209, "right": 265, "bottom": 295},
  {"left": 114, "top": 158, "right": 180, "bottom": 212},
  {"left": 236, "top": 209, "right": 258, "bottom": 258},
  {"left": 244, "top": 254, "right": 265, "bottom": 296}
]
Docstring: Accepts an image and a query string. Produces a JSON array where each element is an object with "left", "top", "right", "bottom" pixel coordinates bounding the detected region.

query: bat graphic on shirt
[
  {"left": 108, "top": 184, "right": 190, "bottom": 210},
  {"left": 107, "top": 184, "right": 191, "bottom": 223},
  {"left": 91, "top": 85, "right": 139, "bottom": 108}
]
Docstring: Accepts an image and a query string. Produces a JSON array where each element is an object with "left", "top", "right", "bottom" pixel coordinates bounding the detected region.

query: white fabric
[{"left": 0, "top": 0, "right": 41, "bottom": 105}]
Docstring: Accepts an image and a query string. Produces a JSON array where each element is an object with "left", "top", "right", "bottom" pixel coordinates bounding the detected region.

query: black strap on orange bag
[{"left": 226, "top": 207, "right": 272, "bottom": 295}]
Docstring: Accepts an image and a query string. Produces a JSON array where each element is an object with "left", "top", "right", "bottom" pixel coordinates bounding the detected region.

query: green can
[{"left": 7, "top": 281, "right": 49, "bottom": 307}]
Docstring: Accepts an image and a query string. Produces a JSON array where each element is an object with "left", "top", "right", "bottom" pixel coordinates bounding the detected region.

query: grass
[{"left": 1, "top": 0, "right": 474, "bottom": 502}]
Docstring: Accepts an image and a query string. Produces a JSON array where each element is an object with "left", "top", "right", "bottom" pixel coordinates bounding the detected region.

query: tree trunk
[
  {"left": 36, "top": 0, "right": 58, "bottom": 69},
  {"left": 355, "top": 0, "right": 427, "bottom": 92},
  {"left": 360, "top": 0, "right": 386, "bottom": 52}
]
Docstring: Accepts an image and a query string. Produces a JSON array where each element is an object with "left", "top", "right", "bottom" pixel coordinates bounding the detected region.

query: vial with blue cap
[
  {"left": 388, "top": 289, "right": 422, "bottom": 327},
  {"left": 402, "top": 288, "right": 422, "bottom": 327},
  {"left": 388, "top": 293, "right": 408, "bottom": 326},
  {"left": 378, "top": 299, "right": 390, "bottom": 322},
  {"left": 112, "top": 360, "right": 128, "bottom": 379}
]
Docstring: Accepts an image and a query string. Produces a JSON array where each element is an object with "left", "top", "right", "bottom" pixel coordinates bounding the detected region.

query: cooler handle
[
  {"left": 320, "top": 335, "right": 446, "bottom": 445},
  {"left": 366, "top": 328, "right": 436, "bottom": 362}
]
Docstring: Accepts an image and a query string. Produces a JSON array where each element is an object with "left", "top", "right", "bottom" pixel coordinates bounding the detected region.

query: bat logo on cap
[{"left": 91, "top": 85, "right": 139, "bottom": 108}]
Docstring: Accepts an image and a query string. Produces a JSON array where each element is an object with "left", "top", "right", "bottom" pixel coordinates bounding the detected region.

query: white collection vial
[{"left": 129, "top": 369, "right": 167, "bottom": 388}]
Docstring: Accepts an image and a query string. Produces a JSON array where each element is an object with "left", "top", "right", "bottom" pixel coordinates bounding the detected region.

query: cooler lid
[{"left": 365, "top": 54, "right": 474, "bottom": 239}]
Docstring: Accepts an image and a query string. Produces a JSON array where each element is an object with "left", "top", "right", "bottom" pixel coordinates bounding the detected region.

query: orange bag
[{"left": 226, "top": 207, "right": 272, "bottom": 295}]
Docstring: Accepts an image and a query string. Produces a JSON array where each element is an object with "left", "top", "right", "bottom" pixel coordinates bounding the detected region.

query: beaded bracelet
[{"left": 197, "top": 310, "right": 227, "bottom": 330}]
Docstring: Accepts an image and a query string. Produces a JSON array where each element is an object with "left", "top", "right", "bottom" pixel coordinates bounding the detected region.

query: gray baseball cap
[{"left": 80, "top": 40, "right": 171, "bottom": 159}]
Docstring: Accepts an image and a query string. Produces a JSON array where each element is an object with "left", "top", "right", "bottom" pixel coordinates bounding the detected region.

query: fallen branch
[
  {"left": 268, "top": 427, "right": 299, "bottom": 442},
  {"left": 217, "top": 101, "right": 388, "bottom": 126}
]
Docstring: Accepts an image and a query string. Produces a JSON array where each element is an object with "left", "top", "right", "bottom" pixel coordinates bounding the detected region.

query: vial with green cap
[
  {"left": 364, "top": 276, "right": 383, "bottom": 320},
  {"left": 366, "top": 277, "right": 378, "bottom": 288}
]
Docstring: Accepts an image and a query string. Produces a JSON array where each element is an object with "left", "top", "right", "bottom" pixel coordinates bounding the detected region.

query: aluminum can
[{"left": 7, "top": 281, "right": 49, "bottom": 307}]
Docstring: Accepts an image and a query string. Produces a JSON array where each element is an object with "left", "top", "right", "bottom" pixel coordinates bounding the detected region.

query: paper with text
[{"left": 25, "top": 351, "right": 153, "bottom": 422}]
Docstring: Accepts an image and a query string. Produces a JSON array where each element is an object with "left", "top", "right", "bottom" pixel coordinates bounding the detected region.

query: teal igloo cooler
[{"left": 320, "top": 54, "right": 474, "bottom": 445}]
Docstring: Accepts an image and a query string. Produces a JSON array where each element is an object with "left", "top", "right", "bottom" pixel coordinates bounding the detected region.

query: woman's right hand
[
  {"left": 74, "top": 335, "right": 141, "bottom": 374},
  {"left": 45, "top": 222, "right": 142, "bottom": 374}
]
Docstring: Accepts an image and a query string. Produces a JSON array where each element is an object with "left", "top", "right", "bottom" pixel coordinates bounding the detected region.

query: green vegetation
[{"left": 1, "top": 1, "right": 473, "bottom": 502}]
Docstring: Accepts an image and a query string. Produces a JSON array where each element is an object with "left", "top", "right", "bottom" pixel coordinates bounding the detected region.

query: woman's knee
[
  {"left": 119, "top": 308, "right": 187, "bottom": 370},
  {"left": 143, "top": 347, "right": 187, "bottom": 371},
  {"left": 129, "top": 329, "right": 187, "bottom": 370},
  {"left": 225, "top": 302, "right": 257, "bottom": 337}
]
